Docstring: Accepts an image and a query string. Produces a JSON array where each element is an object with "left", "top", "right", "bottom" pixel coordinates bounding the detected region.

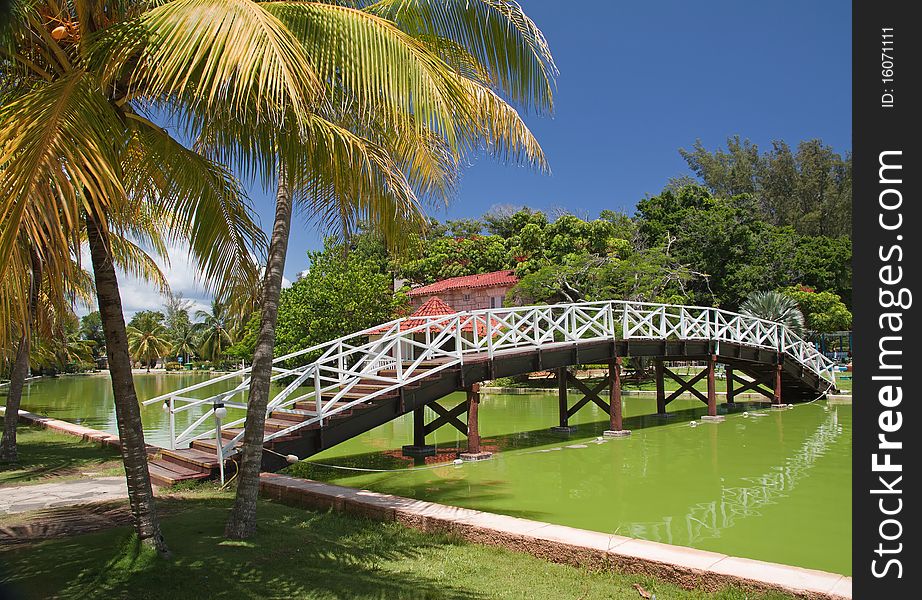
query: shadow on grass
[
  {"left": 0, "top": 495, "right": 487, "bottom": 600},
  {"left": 0, "top": 423, "right": 122, "bottom": 486}
]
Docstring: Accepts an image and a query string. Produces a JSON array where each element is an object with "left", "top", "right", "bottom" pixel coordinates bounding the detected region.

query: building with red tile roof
[
  {"left": 371, "top": 296, "right": 500, "bottom": 336},
  {"left": 407, "top": 269, "right": 518, "bottom": 312}
]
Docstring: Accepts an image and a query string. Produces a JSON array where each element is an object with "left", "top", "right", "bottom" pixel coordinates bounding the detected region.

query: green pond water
[{"left": 6, "top": 373, "right": 851, "bottom": 575}]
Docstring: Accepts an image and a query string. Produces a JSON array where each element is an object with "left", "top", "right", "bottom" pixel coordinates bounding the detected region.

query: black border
[{"left": 853, "top": 1, "right": 919, "bottom": 596}]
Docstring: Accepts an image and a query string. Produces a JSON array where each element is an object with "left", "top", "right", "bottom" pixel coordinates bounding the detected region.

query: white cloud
[
  {"left": 78, "top": 241, "right": 212, "bottom": 318},
  {"left": 78, "top": 242, "right": 298, "bottom": 319}
]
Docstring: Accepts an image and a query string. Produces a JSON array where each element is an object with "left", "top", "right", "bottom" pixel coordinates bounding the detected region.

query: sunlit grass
[
  {"left": 0, "top": 487, "right": 798, "bottom": 600},
  {"left": 0, "top": 418, "right": 123, "bottom": 486}
]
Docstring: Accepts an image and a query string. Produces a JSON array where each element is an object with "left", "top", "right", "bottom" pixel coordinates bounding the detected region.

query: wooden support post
[
  {"left": 401, "top": 407, "right": 436, "bottom": 457},
  {"left": 413, "top": 407, "right": 426, "bottom": 447},
  {"left": 466, "top": 384, "right": 481, "bottom": 454},
  {"left": 773, "top": 358, "right": 783, "bottom": 406},
  {"left": 701, "top": 354, "right": 724, "bottom": 422},
  {"left": 551, "top": 368, "right": 575, "bottom": 433},
  {"left": 707, "top": 355, "right": 717, "bottom": 417},
  {"left": 460, "top": 384, "right": 491, "bottom": 460},
  {"left": 655, "top": 360, "right": 667, "bottom": 416},
  {"left": 726, "top": 366, "right": 736, "bottom": 405},
  {"left": 604, "top": 357, "right": 630, "bottom": 437}
]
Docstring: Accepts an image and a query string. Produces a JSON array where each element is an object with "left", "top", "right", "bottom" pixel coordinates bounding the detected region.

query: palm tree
[
  {"left": 170, "top": 323, "right": 198, "bottom": 366},
  {"left": 223, "top": 0, "right": 556, "bottom": 538},
  {"left": 0, "top": 244, "right": 40, "bottom": 463},
  {"left": 1, "top": 1, "right": 283, "bottom": 554},
  {"left": 2, "top": 228, "right": 166, "bottom": 462},
  {"left": 195, "top": 301, "right": 235, "bottom": 362},
  {"left": 127, "top": 321, "right": 173, "bottom": 373},
  {"left": 740, "top": 291, "right": 806, "bottom": 335}
]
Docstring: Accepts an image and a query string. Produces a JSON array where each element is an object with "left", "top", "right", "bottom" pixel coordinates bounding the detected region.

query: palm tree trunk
[
  {"left": 225, "top": 165, "right": 292, "bottom": 539},
  {"left": 0, "top": 249, "right": 41, "bottom": 463},
  {"left": 0, "top": 335, "right": 29, "bottom": 463},
  {"left": 86, "top": 209, "right": 169, "bottom": 556}
]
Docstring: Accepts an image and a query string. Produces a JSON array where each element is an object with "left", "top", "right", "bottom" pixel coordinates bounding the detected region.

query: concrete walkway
[{"left": 0, "top": 477, "right": 127, "bottom": 515}]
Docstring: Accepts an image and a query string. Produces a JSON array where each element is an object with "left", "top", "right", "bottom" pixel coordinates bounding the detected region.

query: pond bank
[{"left": 260, "top": 473, "right": 851, "bottom": 599}]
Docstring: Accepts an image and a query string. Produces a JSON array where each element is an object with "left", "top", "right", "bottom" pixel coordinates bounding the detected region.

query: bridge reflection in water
[{"left": 617, "top": 407, "right": 845, "bottom": 548}]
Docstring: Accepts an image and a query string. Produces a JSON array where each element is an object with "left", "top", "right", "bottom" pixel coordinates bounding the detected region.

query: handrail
[{"left": 144, "top": 300, "right": 838, "bottom": 460}]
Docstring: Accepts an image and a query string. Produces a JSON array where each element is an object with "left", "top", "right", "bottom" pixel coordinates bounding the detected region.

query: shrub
[{"left": 165, "top": 362, "right": 183, "bottom": 371}]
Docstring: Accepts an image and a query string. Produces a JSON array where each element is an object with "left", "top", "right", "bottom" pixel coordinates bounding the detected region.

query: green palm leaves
[
  {"left": 127, "top": 321, "right": 174, "bottom": 371},
  {"left": 740, "top": 291, "right": 806, "bottom": 335},
  {"left": 195, "top": 301, "right": 235, "bottom": 361}
]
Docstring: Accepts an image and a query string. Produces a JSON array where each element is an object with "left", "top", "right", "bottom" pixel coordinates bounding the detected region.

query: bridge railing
[{"left": 143, "top": 300, "right": 837, "bottom": 454}]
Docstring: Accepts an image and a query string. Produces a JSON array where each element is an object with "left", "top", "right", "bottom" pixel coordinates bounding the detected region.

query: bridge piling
[
  {"left": 726, "top": 366, "right": 736, "bottom": 406},
  {"left": 551, "top": 368, "right": 576, "bottom": 433},
  {"left": 654, "top": 360, "right": 668, "bottom": 417},
  {"left": 604, "top": 357, "right": 630, "bottom": 437},
  {"left": 401, "top": 408, "right": 436, "bottom": 457},
  {"left": 773, "top": 357, "right": 783, "bottom": 406},
  {"left": 700, "top": 354, "right": 725, "bottom": 421},
  {"left": 460, "top": 384, "right": 492, "bottom": 461}
]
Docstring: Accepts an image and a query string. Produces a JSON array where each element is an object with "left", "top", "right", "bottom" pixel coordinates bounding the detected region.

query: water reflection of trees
[{"left": 618, "top": 409, "right": 845, "bottom": 546}]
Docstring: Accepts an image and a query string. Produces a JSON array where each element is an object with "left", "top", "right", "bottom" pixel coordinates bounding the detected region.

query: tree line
[{"left": 266, "top": 138, "right": 852, "bottom": 362}]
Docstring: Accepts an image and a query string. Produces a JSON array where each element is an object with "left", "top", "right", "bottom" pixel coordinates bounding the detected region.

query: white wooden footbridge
[{"left": 141, "top": 300, "right": 837, "bottom": 485}]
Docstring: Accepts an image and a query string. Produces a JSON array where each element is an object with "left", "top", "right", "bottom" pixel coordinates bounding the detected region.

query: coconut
[{"left": 51, "top": 26, "right": 68, "bottom": 41}]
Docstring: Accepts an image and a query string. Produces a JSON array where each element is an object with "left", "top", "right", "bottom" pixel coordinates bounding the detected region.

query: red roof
[
  {"left": 371, "top": 297, "right": 456, "bottom": 334},
  {"left": 407, "top": 269, "right": 518, "bottom": 297},
  {"left": 370, "top": 296, "right": 500, "bottom": 335}
]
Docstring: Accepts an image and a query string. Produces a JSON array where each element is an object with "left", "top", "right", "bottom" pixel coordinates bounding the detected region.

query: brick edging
[
  {"left": 259, "top": 473, "right": 850, "bottom": 600},
  {"left": 0, "top": 408, "right": 158, "bottom": 453}
]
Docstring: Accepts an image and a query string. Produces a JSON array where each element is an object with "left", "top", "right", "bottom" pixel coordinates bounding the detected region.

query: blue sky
[
  {"left": 121, "top": 1, "right": 852, "bottom": 315},
  {"left": 267, "top": 0, "right": 852, "bottom": 280}
]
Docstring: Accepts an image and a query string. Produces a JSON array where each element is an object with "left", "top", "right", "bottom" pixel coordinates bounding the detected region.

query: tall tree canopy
[{"left": 679, "top": 136, "right": 852, "bottom": 237}]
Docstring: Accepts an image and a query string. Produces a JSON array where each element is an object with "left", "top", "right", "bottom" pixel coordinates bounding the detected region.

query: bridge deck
[{"left": 147, "top": 336, "right": 833, "bottom": 485}]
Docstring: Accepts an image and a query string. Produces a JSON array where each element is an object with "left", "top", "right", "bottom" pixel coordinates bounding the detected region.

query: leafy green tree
[
  {"left": 781, "top": 287, "right": 852, "bottom": 333},
  {"left": 80, "top": 312, "right": 106, "bottom": 359},
  {"left": 397, "top": 234, "right": 511, "bottom": 283},
  {"left": 791, "top": 236, "right": 852, "bottom": 306},
  {"left": 483, "top": 206, "right": 548, "bottom": 238},
  {"left": 635, "top": 184, "right": 852, "bottom": 309},
  {"left": 275, "top": 243, "right": 408, "bottom": 358},
  {"left": 680, "top": 136, "right": 852, "bottom": 236},
  {"left": 225, "top": 312, "right": 261, "bottom": 365}
]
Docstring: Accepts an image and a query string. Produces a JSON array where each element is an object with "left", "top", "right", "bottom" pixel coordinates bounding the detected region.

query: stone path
[{"left": 0, "top": 477, "right": 127, "bottom": 515}]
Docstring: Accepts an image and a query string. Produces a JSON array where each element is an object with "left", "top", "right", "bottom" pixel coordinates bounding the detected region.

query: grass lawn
[
  {"left": 0, "top": 418, "right": 123, "bottom": 486},
  {"left": 0, "top": 488, "right": 797, "bottom": 600}
]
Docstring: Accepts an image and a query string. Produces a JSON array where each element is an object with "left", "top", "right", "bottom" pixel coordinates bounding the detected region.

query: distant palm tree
[
  {"left": 740, "top": 291, "right": 806, "bottom": 335},
  {"left": 170, "top": 323, "right": 198, "bottom": 366},
  {"left": 127, "top": 322, "right": 173, "bottom": 373},
  {"left": 195, "top": 301, "right": 234, "bottom": 362}
]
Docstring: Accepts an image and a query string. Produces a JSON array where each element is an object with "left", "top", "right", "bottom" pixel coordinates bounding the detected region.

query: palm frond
[
  {"left": 108, "top": 235, "right": 171, "bottom": 295},
  {"left": 97, "top": 0, "right": 322, "bottom": 126},
  {"left": 288, "top": 114, "right": 429, "bottom": 248},
  {"left": 0, "top": 71, "right": 125, "bottom": 277},
  {"left": 365, "top": 0, "right": 557, "bottom": 112},
  {"left": 456, "top": 75, "right": 547, "bottom": 170},
  {"left": 121, "top": 112, "right": 266, "bottom": 297},
  {"left": 263, "top": 1, "right": 472, "bottom": 146}
]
